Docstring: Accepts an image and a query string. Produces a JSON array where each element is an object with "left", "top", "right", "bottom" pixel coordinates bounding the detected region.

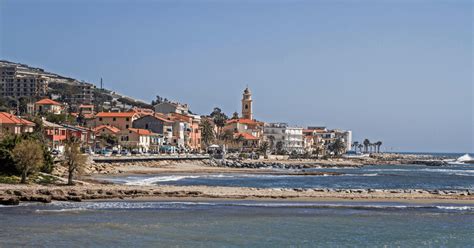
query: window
[
  {"left": 245, "top": 104, "right": 248, "bottom": 109},
  {"left": 113, "top": 117, "right": 116, "bottom": 121},
  {"left": 99, "top": 117, "right": 103, "bottom": 121},
  {"left": 145, "top": 124, "right": 149, "bottom": 129},
  {"left": 126, "top": 118, "right": 129, "bottom": 121},
  {"left": 126, "top": 125, "right": 129, "bottom": 129}
]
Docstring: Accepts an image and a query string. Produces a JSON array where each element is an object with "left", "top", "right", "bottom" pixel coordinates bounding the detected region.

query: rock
[
  {"left": 0, "top": 197, "right": 20, "bottom": 205},
  {"left": 67, "top": 196, "right": 82, "bottom": 202},
  {"left": 29, "top": 195, "right": 52, "bottom": 203}
]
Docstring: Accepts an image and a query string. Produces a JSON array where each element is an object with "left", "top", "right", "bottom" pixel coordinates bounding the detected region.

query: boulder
[{"left": 0, "top": 197, "right": 20, "bottom": 205}]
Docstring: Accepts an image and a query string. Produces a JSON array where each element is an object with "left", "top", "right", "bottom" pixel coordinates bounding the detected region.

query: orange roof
[
  {"left": 79, "top": 104, "right": 94, "bottom": 108},
  {"left": 128, "top": 128, "right": 156, "bottom": 136},
  {"left": 94, "top": 125, "right": 120, "bottom": 134},
  {"left": 0, "top": 112, "right": 35, "bottom": 126},
  {"left": 227, "top": 118, "right": 261, "bottom": 125},
  {"left": 234, "top": 132, "right": 259, "bottom": 140},
  {"left": 153, "top": 114, "right": 173, "bottom": 123},
  {"left": 96, "top": 112, "right": 137, "bottom": 118},
  {"left": 36, "top": 98, "right": 61, "bottom": 106}
]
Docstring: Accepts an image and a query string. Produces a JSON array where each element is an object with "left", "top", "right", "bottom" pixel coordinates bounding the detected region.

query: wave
[
  {"left": 38, "top": 201, "right": 474, "bottom": 212},
  {"left": 35, "top": 207, "right": 88, "bottom": 213}
]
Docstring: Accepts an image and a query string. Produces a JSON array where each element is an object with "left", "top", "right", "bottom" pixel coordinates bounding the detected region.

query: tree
[
  {"left": 200, "top": 119, "right": 215, "bottom": 147},
  {"left": 375, "top": 141, "right": 383, "bottom": 153},
  {"left": 352, "top": 141, "right": 359, "bottom": 152},
  {"left": 98, "top": 134, "right": 118, "bottom": 148},
  {"left": 267, "top": 135, "right": 275, "bottom": 151},
  {"left": 258, "top": 141, "right": 269, "bottom": 155},
  {"left": 275, "top": 141, "right": 284, "bottom": 155},
  {"left": 363, "top": 139, "right": 370, "bottom": 153},
  {"left": 231, "top": 112, "right": 239, "bottom": 119},
  {"left": 358, "top": 144, "right": 364, "bottom": 153},
  {"left": 222, "top": 129, "right": 234, "bottom": 144},
  {"left": 11, "top": 139, "right": 44, "bottom": 183},
  {"left": 210, "top": 107, "right": 228, "bottom": 139},
  {"left": 329, "top": 138, "right": 346, "bottom": 157},
  {"left": 63, "top": 140, "right": 87, "bottom": 185}
]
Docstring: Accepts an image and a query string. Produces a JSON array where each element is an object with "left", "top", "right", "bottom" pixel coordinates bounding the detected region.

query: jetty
[{"left": 91, "top": 154, "right": 210, "bottom": 163}]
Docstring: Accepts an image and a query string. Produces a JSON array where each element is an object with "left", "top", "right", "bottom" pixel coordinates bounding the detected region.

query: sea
[
  {"left": 1, "top": 158, "right": 473, "bottom": 247},
  {"left": 0, "top": 200, "right": 473, "bottom": 247}
]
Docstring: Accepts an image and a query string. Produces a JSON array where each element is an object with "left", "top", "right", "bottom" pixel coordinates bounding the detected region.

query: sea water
[
  {"left": 0, "top": 201, "right": 473, "bottom": 247},
  {"left": 97, "top": 164, "right": 474, "bottom": 190}
]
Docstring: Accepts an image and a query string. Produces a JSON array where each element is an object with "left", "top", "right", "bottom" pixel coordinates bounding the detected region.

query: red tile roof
[
  {"left": 94, "top": 125, "right": 121, "bottom": 134},
  {"left": 36, "top": 98, "right": 61, "bottom": 106},
  {"left": 96, "top": 112, "right": 137, "bottom": 118},
  {"left": 234, "top": 132, "right": 259, "bottom": 140},
  {"left": 227, "top": 118, "right": 262, "bottom": 125},
  {"left": 128, "top": 128, "right": 157, "bottom": 135},
  {"left": 0, "top": 112, "right": 35, "bottom": 126}
]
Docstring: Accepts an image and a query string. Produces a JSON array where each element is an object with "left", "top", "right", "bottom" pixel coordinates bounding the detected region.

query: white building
[{"left": 263, "top": 123, "right": 304, "bottom": 153}]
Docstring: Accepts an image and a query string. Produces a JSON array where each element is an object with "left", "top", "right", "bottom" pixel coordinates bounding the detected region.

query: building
[
  {"left": 42, "top": 119, "right": 67, "bottom": 151},
  {"left": 132, "top": 114, "right": 174, "bottom": 145},
  {"left": 72, "top": 83, "right": 94, "bottom": 105},
  {"left": 0, "top": 112, "right": 35, "bottom": 135},
  {"left": 241, "top": 87, "right": 253, "bottom": 120},
  {"left": 62, "top": 124, "right": 95, "bottom": 147},
  {"left": 118, "top": 128, "right": 160, "bottom": 153},
  {"left": 0, "top": 65, "right": 49, "bottom": 98},
  {"left": 263, "top": 123, "right": 304, "bottom": 154},
  {"left": 78, "top": 104, "right": 95, "bottom": 115},
  {"left": 168, "top": 113, "right": 202, "bottom": 152},
  {"left": 91, "top": 112, "right": 140, "bottom": 130},
  {"left": 154, "top": 102, "right": 189, "bottom": 115},
  {"left": 305, "top": 127, "right": 352, "bottom": 153},
  {"left": 35, "top": 98, "right": 63, "bottom": 115}
]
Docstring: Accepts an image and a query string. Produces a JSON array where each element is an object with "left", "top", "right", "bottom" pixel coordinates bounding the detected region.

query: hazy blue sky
[{"left": 1, "top": 0, "right": 472, "bottom": 153}]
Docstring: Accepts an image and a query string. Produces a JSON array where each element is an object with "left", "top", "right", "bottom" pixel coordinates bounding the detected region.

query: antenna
[{"left": 100, "top": 77, "right": 103, "bottom": 90}]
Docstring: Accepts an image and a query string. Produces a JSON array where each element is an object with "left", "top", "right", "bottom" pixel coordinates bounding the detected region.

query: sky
[{"left": 0, "top": 0, "right": 472, "bottom": 153}]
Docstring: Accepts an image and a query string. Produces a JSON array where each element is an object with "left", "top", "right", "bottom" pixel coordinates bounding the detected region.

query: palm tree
[
  {"left": 200, "top": 119, "right": 215, "bottom": 148},
  {"left": 358, "top": 144, "right": 364, "bottom": 153},
  {"left": 268, "top": 135, "right": 275, "bottom": 152},
  {"left": 375, "top": 141, "right": 382, "bottom": 153},
  {"left": 329, "top": 138, "right": 346, "bottom": 156},
  {"left": 352, "top": 141, "right": 359, "bottom": 152},
  {"left": 363, "top": 139, "right": 370, "bottom": 153}
]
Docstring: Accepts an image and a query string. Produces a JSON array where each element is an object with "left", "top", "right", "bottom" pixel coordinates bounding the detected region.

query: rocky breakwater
[
  {"left": 207, "top": 159, "right": 314, "bottom": 170},
  {"left": 1, "top": 184, "right": 473, "bottom": 205}
]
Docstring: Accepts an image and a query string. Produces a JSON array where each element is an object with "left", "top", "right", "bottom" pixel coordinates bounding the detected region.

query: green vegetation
[
  {"left": 63, "top": 140, "right": 87, "bottom": 185},
  {"left": 11, "top": 139, "right": 44, "bottom": 183},
  {"left": 200, "top": 119, "right": 215, "bottom": 147}
]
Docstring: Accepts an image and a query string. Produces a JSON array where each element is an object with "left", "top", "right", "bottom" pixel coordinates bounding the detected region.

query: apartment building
[
  {"left": 263, "top": 123, "right": 304, "bottom": 153},
  {"left": 0, "top": 65, "right": 49, "bottom": 98}
]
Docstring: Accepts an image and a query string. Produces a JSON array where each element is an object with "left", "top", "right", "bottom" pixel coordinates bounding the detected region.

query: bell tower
[{"left": 241, "top": 87, "right": 253, "bottom": 120}]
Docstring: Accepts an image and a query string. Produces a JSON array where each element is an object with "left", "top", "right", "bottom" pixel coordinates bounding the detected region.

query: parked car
[{"left": 120, "top": 150, "right": 131, "bottom": 156}]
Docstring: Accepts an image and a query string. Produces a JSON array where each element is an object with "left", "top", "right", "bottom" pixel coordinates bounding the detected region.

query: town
[{"left": 0, "top": 60, "right": 382, "bottom": 163}]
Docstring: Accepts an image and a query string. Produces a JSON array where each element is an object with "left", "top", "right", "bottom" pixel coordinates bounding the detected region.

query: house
[
  {"left": 225, "top": 118, "right": 264, "bottom": 140},
  {"left": 78, "top": 104, "right": 95, "bottom": 115},
  {"left": 0, "top": 112, "right": 35, "bottom": 135},
  {"left": 226, "top": 132, "right": 260, "bottom": 152},
  {"left": 118, "top": 128, "right": 160, "bottom": 153},
  {"left": 91, "top": 112, "right": 140, "bottom": 130},
  {"left": 154, "top": 102, "right": 189, "bottom": 115},
  {"left": 168, "top": 113, "right": 202, "bottom": 151},
  {"left": 42, "top": 119, "right": 67, "bottom": 152},
  {"left": 35, "top": 98, "right": 63, "bottom": 115},
  {"left": 62, "top": 124, "right": 95, "bottom": 147},
  {"left": 132, "top": 114, "right": 173, "bottom": 145},
  {"left": 93, "top": 125, "right": 120, "bottom": 137},
  {"left": 263, "top": 123, "right": 304, "bottom": 154}
]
